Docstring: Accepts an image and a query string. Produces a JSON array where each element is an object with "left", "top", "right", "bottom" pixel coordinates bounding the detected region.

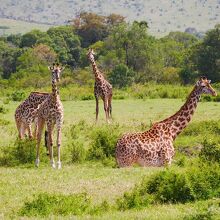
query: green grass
[{"left": 0, "top": 98, "right": 220, "bottom": 219}]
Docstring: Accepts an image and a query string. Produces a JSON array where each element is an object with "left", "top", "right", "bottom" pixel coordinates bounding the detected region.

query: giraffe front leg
[
  {"left": 95, "top": 96, "right": 99, "bottom": 123},
  {"left": 36, "top": 118, "right": 45, "bottom": 167},
  {"left": 56, "top": 119, "right": 62, "bottom": 169},
  {"left": 47, "top": 122, "right": 55, "bottom": 169}
]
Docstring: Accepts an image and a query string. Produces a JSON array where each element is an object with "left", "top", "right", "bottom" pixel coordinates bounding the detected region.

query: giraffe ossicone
[
  {"left": 87, "top": 48, "right": 113, "bottom": 123},
  {"left": 115, "top": 77, "right": 217, "bottom": 167}
]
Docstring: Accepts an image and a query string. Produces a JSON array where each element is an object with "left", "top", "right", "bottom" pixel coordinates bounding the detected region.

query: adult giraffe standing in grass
[
  {"left": 116, "top": 77, "right": 217, "bottom": 167},
  {"left": 35, "top": 63, "right": 64, "bottom": 169},
  {"left": 87, "top": 48, "right": 113, "bottom": 123}
]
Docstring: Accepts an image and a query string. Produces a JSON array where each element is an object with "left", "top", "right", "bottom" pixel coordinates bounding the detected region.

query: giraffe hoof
[
  {"left": 35, "top": 159, "right": 40, "bottom": 167},
  {"left": 57, "top": 162, "right": 62, "bottom": 169},
  {"left": 50, "top": 160, "right": 56, "bottom": 169}
]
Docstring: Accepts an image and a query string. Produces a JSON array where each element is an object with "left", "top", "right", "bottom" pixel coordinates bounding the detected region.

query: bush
[
  {"left": 199, "top": 139, "right": 220, "bottom": 163},
  {"left": 87, "top": 125, "right": 120, "bottom": 164},
  {"left": 70, "top": 141, "right": 87, "bottom": 163},
  {"left": 145, "top": 170, "right": 194, "bottom": 203},
  {"left": 11, "top": 91, "right": 25, "bottom": 101},
  {"left": 0, "top": 139, "right": 47, "bottom": 166},
  {"left": 19, "top": 192, "right": 91, "bottom": 217},
  {"left": 188, "top": 163, "right": 220, "bottom": 200},
  {"left": 116, "top": 163, "right": 220, "bottom": 210}
]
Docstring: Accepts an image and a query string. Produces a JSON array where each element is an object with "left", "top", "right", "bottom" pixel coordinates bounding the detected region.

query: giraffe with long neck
[
  {"left": 35, "top": 63, "right": 64, "bottom": 169},
  {"left": 15, "top": 92, "right": 50, "bottom": 139},
  {"left": 87, "top": 49, "right": 112, "bottom": 123},
  {"left": 116, "top": 77, "right": 217, "bottom": 167}
]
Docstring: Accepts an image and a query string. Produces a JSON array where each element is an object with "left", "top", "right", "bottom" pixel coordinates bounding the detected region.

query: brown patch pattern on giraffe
[{"left": 116, "top": 77, "right": 217, "bottom": 167}]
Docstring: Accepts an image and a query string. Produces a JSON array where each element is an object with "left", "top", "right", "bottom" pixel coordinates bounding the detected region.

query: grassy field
[{"left": 0, "top": 98, "right": 220, "bottom": 219}]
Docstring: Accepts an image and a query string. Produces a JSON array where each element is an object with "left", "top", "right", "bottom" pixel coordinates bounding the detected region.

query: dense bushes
[
  {"left": 117, "top": 162, "right": 220, "bottom": 210},
  {"left": 199, "top": 139, "right": 220, "bottom": 163},
  {"left": 19, "top": 192, "right": 111, "bottom": 217}
]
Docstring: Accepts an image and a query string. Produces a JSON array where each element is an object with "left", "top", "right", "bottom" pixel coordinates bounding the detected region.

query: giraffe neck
[
  {"left": 89, "top": 58, "right": 103, "bottom": 80},
  {"left": 51, "top": 79, "right": 59, "bottom": 101},
  {"left": 163, "top": 86, "right": 201, "bottom": 140}
]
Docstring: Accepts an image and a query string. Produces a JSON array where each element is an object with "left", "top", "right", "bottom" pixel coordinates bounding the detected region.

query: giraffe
[
  {"left": 15, "top": 92, "right": 50, "bottom": 139},
  {"left": 87, "top": 48, "right": 113, "bottom": 123},
  {"left": 116, "top": 77, "right": 217, "bottom": 167},
  {"left": 35, "top": 63, "right": 64, "bottom": 169}
]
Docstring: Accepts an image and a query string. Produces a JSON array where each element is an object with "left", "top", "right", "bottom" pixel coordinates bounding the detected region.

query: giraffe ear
[
  {"left": 48, "top": 66, "right": 53, "bottom": 70},
  {"left": 208, "top": 80, "right": 211, "bottom": 84}
]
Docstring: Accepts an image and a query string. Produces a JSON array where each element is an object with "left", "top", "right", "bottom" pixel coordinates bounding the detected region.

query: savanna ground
[{"left": 0, "top": 95, "right": 220, "bottom": 219}]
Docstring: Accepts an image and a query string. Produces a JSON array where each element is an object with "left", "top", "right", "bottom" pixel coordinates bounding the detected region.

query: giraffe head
[
  {"left": 49, "top": 63, "right": 64, "bottom": 83},
  {"left": 195, "top": 76, "right": 217, "bottom": 96},
  {"left": 87, "top": 48, "right": 95, "bottom": 62}
]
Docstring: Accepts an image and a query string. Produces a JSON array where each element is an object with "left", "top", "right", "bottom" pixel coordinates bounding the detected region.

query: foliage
[
  {"left": 199, "top": 139, "right": 220, "bottom": 163},
  {"left": 19, "top": 192, "right": 91, "bottom": 217},
  {"left": 72, "top": 12, "right": 125, "bottom": 47},
  {"left": 190, "top": 25, "right": 220, "bottom": 82},
  {"left": 11, "top": 90, "right": 25, "bottom": 101},
  {"left": 117, "top": 162, "right": 220, "bottom": 210},
  {"left": 87, "top": 125, "right": 120, "bottom": 164},
  {"left": 109, "top": 64, "right": 134, "bottom": 88}
]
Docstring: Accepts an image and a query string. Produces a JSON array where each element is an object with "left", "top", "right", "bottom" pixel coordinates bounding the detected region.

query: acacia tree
[{"left": 72, "top": 12, "right": 125, "bottom": 47}]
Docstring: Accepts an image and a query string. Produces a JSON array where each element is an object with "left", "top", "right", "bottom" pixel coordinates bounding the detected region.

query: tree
[
  {"left": 0, "top": 40, "right": 21, "bottom": 79},
  {"left": 46, "top": 26, "right": 81, "bottom": 66},
  {"left": 20, "top": 30, "right": 48, "bottom": 48},
  {"left": 72, "top": 12, "right": 125, "bottom": 47},
  {"left": 105, "top": 22, "right": 161, "bottom": 82},
  {"left": 190, "top": 26, "right": 220, "bottom": 82},
  {"left": 109, "top": 64, "right": 134, "bottom": 88}
]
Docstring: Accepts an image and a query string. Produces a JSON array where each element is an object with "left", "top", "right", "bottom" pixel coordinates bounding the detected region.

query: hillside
[{"left": 0, "top": 0, "right": 220, "bottom": 36}]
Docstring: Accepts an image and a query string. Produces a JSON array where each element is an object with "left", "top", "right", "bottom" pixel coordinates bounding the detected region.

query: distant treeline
[{"left": 0, "top": 12, "right": 220, "bottom": 89}]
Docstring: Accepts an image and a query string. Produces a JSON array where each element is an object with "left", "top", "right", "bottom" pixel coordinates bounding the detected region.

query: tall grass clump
[{"left": 87, "top": 124, "right": 120, "bottom": 166}]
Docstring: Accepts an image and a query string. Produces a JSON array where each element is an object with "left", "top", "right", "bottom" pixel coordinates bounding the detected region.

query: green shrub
[
  {"left": 70, "top": 141, "right": 87, "bottom": 163},
  {"left": 188, "top": 163, "right": 220, "bottom": 200},
  {"left": 19, "top": 192, "right": 91, "bottom": 217},
  {"left": 199, "top": 140, "right": 220, "bottom": 163},
  {"left": 11, "top": 139, "right": 36, "bottom": 164},
  {"left": 11, "top": 91, "right": 25, "bottom": 101},
  {"left": 0, "top": 139, "right": 47, "bottom": 166},
  {"left": 145, "top": 170, "right": 194, "bottom": 203},
  {"left": 116, "top": 188, "right": 151, "bottom": 210},
  {"left": 87, "top": 125, "right": 120, "bottom": 164},
  {"left": 116, "top": 163, "right": 220, "bottom": 210}
]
